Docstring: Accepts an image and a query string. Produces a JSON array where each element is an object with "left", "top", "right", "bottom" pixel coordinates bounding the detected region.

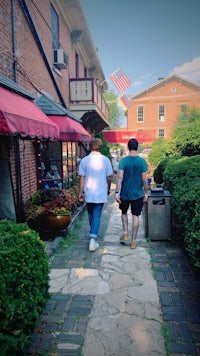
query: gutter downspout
[
  {"left": 11, "top": 0, "right": 22, "bottom": 222},
  {"left": 11, "top": 0, "right": 17, "bottom": 81},
  {"left": 19, "top": 0, "right": 67, "bottom": 108},
  {"left": 15, "top": 137, "right": 23, "bottom": 222}
]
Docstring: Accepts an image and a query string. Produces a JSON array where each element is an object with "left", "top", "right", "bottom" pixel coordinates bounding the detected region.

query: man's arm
[
  {"left": 78, "top": 176, "right": 85, "bottom": 202},
  {"left": 142, "top": 172, "right": 148, "bottom": 202},
  {"left": 115, "top": 169, "right": 124, "bottom": 202}
]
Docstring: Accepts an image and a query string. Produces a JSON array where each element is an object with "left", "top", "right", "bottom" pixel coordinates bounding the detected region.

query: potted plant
[{"left": 25, "top": 186, "right": 79, "bottom": 232}]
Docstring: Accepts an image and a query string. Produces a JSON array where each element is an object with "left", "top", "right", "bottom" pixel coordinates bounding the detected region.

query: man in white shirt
[{"left": 78, "top": 137, "right": 113, "bottom": 251}]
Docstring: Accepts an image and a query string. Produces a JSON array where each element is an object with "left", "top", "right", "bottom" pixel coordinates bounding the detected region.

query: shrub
[
  {"left": 0, "top": 220, "right": 50, "bottom": 355},
  {"left": 163, "top": 155, "right": 200, "bottom": 268},
  {"left": 184, "top": 183, "right": 200, "bottom": 269},
  {"left": 153, "top": 156, "right": 180, "bottom": 185},
  {"left": 153, "top": 157, "right": 170, "bottom": 185}
]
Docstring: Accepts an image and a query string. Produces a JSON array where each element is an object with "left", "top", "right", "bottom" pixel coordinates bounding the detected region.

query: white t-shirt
[{"left": 79, "top": 153, "right": 113, "bottom": 203}]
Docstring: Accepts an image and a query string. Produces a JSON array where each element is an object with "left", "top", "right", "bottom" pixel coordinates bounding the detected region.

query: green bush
[
  {"left": 163, "top": 156, "right": 200, "bottom": 268},
  {"left": 96, "top": 132, "right": 112, "bottom": 160},
  {"left": 184, "top": 186, "right": 200, "bottom": 269},
  {"left": 153, "top": 156, "right": 180, "bottom": 185},
  {"left": 0, "top": 220, "right": 50, "bottom": 355},
  {"left": 153, "top": 157, "right": 170, "bottom": 185}
]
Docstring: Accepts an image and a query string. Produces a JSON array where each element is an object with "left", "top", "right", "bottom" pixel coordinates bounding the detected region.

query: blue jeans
[{"left": 86, "top": 203, "right": 104, "bottom": 238}]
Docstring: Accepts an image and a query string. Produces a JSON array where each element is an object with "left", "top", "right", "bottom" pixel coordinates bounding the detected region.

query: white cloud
[
  {"left": 171, "top": 57, "right": 200, "bottom": 83},
  {"left": 132, "top": 80, "right": 143, "bottom": 87},
  {"left": 132, "top": 73, "right": 155, "bottom": 88},
  {"left": 141, "top": 72, "right": 152, "bottom": 79}
]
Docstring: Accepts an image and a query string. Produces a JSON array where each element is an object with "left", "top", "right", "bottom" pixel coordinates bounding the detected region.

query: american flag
[
  {"left": 118, "top": 94, "right": 131, "bottom": 110},
  {"left": 109, "top": 68, "right": 131, "bottom": 93}
]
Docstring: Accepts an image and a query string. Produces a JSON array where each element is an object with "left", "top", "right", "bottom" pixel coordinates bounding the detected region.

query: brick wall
[
  {"left": 19, "top": 140, "right": 37, "bottom": 204},
  {"left": 127, "top": 78, "right": 200, "bottom": 141},
  {"left": 9, "top": 138, "right": 37, "bottom": 210},
  {"left": 0, "top": 0, "right": 91, "bottom": 220}
]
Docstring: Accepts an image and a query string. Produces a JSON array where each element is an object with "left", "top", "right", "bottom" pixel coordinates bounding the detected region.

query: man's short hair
[
  {"left": 128, "top": 138, "right": 138, "bottom": 151},
  {"left": 89, "top": 137, "right": 102, "bottom": 151}
]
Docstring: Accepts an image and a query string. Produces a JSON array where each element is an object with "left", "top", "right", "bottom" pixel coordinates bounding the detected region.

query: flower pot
[
  {"left": 27, "top": 215, "right": 46, "bottom": 232},
  {"left": 44, "top": 214, "right": 71, "bottom": 231}
]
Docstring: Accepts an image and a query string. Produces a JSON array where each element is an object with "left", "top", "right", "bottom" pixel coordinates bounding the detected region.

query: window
[
  {"left": 62, "top": 142, "right": 79, "bottom": 189},
  {"left": 159, "top": 129, "right": 165, "bottom": 138},
  {"left": 180, "top": 104, "right": 187, "bottom": 120},
  {"left": 159, "top": 105, "right": 165, "bottom": 121},
  {"left": 137, "top": 106, "right": 144, "bottom": 122},
  {"left": 51, "top": 5, "right": 59, "bottom": 50},
  {"left": 37, "top": 142, "right": 80, "bottom": 190},
  {"left": 38, "top": 142, "right": 63, "bottom": 189}
]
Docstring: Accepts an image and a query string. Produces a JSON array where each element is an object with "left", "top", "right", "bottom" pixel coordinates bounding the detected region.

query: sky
[{"left": 81, "top": 0, "right": 200, "bottom": 96}]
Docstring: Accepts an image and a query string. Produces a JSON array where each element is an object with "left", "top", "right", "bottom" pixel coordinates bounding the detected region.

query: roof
[
  {"left": 35, "top": 95, "right": 82, "bottom": 122},
  {"left": 0, "top": 86, "right": 59, "bottom": 140},
  {"left": 130, "top": 74, "right": 200, "bottom": 100},
  {"left": 0, "top": 73, "right": 35, "bottom": 100},
  {"left": 49, "top": 115, "right": 91, "bottom": 142},
  {"left": 55, "top": 0, "right": 107, "bottom": 90}
]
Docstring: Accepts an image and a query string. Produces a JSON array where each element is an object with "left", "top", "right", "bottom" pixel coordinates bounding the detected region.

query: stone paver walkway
[
  {"left": 150, "top": 242, "right": 200, "bottom": 355},
  {"left": 25, "top": 191, "right": 200, "bottom": 356}
]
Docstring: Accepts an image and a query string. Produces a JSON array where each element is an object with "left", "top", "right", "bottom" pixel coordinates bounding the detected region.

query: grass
[
  {"left": 161, "top": 323, "right": 170, "bottom": 356},
  {"left": 55, "top": 212, "right": 87, "bottom": 252}
]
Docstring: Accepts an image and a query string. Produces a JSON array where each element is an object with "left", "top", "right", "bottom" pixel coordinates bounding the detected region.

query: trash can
[{"left": 144, "top": 188, "right": 171, "bottom": 240}]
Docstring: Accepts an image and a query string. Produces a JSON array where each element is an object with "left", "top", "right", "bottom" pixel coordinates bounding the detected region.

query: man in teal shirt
[{"left": 115, "top": 138, "right": 148, "bottom": 249}]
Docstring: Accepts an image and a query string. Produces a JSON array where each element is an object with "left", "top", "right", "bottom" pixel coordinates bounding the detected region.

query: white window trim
[
  {"left": 137, "top": 105, "right": 144, "bottom": 122},
  {"left": 158, "top": 128, "right": 165, "bottom": 138},
  {"left": 158, "top": 104, "right": 165, "bottom": 122}
]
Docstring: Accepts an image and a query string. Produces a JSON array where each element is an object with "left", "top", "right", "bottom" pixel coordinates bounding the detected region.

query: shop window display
[{"left": 37, "top": 141, "right": 80, "bottom": 189}]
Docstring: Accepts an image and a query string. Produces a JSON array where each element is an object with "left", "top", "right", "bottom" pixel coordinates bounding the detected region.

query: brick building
[
  {"left": 0, "top": 0, "right": 110, "bottom": 221},
  {"left": 103, "top": 74, "right": 200, "bottom": 145},
  {"left": 127, "top": 74, "right": 200, "bottom": 142}
]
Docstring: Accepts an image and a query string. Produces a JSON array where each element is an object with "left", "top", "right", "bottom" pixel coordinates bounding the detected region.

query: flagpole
[{"left": 99, "top": 79, "right": 107, "bottom": 87}]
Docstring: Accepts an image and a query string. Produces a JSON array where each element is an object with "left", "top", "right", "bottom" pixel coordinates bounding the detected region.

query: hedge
[
  {"left": 163, "top": 155, "right": 200, "bottom": 268},
  {"left": 0, "top": 220, "right": 50, "bottom": 355}
]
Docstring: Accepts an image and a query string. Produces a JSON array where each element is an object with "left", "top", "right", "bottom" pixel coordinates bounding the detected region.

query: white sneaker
[{"left": 89, "top": 238, "right": 99, "bottom": 252}]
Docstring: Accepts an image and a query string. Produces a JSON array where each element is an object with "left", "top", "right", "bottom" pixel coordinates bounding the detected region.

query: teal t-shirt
[{"left": 119, "top": 155, "right": 148, "bottom": 200}]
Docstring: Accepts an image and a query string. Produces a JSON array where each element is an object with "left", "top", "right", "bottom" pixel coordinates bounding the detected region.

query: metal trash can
[{"left": 144, "top": 188, "right": 171, "bottom": 240}]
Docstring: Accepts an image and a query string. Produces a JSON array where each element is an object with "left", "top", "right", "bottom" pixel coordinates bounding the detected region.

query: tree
[
  {"left": 173, "top": 107, "right": 200, "bottom": 156},
  {"left": 96, "top": 132, "right": 112, "bottom": 160},
  {"left": 148, "top": 107, "right": 200, "bottom": 182},
  {"left": 103, "top": 90, "right": 125, "bottom": 128},
  {"left": 148, "top": 138, "right": 176, "bottom": 167}
]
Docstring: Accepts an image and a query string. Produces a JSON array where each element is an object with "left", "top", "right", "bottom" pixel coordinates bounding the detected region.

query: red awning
[
  {"left": 0, "top": 87, "right": 59, "bottom": 140},
  {"left": 103, "top": 130, "right": 156, "bottom": 144},
  {"left": 49, "top": 115, "right": 91, "bottom": 142}
]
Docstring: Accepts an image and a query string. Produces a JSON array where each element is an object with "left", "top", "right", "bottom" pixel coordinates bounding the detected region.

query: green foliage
[
  {"left": 184, "top": 181, "right": 200, "bottom": 264},
  {"left": 148, "top": 108, "right": 200, "bottom": 270},
  {"left": 109, "top": 143, "right": 124, "bottom": 152},
  {"left": 0, "top": 220, "right": 50, "bottom": 355},
  {"left": 173, "top": 107, "right": 200, "bottom": 156},
  {"left": 103, "top": 90, "right": 123, "bottom": 127},
  {"left": 96, "top": 132, "right": 112, "bottom": 160},
  {"left": 153, "top": 158, "right": 170, "bottom": 185},
  {"left": 25, "top": 186, "right": 80, "bottom": 221},
  {"left": 163, "top": 156, "right": 200, "bottom": 268},
  {"left": 148, "top": 138, "right": 176, "bottom": 167},
  {"left": 153, "top": 156, "right": 180, "bottom": 185}
]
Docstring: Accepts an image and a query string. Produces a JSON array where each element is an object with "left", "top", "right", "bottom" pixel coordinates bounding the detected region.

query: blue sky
[{"left": 82, "top": 0, "right": 200, "bottom": 95}]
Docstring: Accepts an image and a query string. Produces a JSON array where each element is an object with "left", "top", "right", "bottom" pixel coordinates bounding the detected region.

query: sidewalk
[{"left": 25, "top": 190, "right": 200, "bottom": 356}]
